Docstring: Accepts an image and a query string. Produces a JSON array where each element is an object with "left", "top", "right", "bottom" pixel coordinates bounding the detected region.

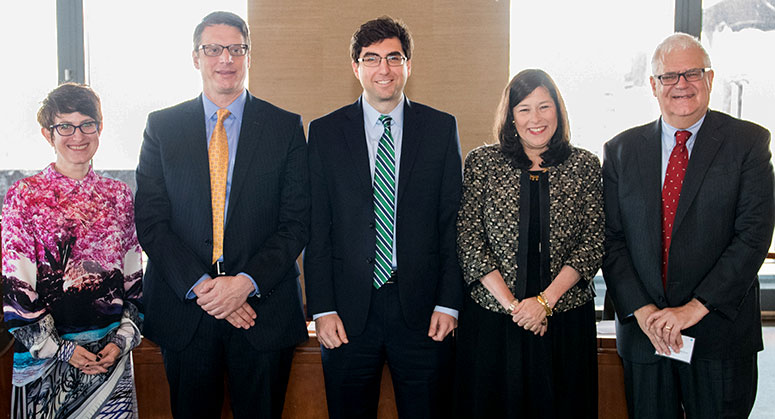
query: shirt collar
[
  {"left": 362, "top": 94, "right": 405, "bottom": 129},
  {"left": 44, "top": 162, "right": 98, "bottom": 193},
  {"left": 202, "top": 89, "right": 247, "bottom": 122},
  {"left": 661, "top": 112, "right": 706, "bottom": 146}
]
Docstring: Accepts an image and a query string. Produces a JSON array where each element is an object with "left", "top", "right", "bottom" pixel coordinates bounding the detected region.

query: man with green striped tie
[{"left": 305, "top": 16, "right": 464, "bottom": 419}]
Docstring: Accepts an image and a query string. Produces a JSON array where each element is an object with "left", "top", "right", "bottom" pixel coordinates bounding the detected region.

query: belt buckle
[
  {"left": 385, "top": 270, "right": 397, "bottom": 284},
  {"left": 215, "top": 261, "right": 226, "bottom": 276}
]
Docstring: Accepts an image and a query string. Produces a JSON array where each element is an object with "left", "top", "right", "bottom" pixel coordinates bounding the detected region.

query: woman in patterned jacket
[
  {"left": 2, "top": 83, "right": 143, "bottom": 418},
  {"left": 455, "top": 69, "right": 603, "bottom": 418}
]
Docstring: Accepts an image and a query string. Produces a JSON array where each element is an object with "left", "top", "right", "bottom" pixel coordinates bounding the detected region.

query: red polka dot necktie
[{"left": 661, "top": 130, "right": 690, "bottom": 289}]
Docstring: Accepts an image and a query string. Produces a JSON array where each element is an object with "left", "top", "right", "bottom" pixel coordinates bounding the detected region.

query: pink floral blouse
[{"left": 2, "top": 164, "right": 143, "bottom": 385}]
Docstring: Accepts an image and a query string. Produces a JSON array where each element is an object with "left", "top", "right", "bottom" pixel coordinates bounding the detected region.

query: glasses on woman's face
[{"left": 49, "top": 121, "right": 100, "bottom": 136}]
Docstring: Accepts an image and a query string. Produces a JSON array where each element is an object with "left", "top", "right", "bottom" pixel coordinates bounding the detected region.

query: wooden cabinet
[
  {"left": 597, "top": 321, "right": 629, "bottom": 419},
  {"left": 0, "top": 336, "right": 12, "bottom": 419},
  {"left": 1, "top": 322, "right": 627, "bottom": 418},
  {"left": 132, "top": 335, "right": 398, "bottom": 419}
]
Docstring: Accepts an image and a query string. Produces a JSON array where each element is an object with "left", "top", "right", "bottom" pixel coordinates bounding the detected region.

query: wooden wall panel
[{"left": 246, "top": 0, "right": 510, "bottom": 158}]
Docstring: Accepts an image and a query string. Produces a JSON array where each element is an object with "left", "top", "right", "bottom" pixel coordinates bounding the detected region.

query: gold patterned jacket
[{"left": 457, "top": 144, "right": 604, "bottom": 314}]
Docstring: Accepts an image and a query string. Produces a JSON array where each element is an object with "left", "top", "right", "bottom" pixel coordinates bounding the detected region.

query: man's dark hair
[
  {"left": 350, "top": 16, "right": 413, "bottom": 62},
  {"left": 193, "top": 11, "right": 250, "bottom": 52},
  {"left": 495, "top": 69, "right": 571, "bottom": 169}
]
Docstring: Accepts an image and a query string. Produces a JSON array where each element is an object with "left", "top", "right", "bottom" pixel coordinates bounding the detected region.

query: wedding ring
[
  {"left": 664, "top": 326, "right": 672, "bottom": 331},
  {"left": 541, "top": 319, "right": 547, "bottom": 326}
]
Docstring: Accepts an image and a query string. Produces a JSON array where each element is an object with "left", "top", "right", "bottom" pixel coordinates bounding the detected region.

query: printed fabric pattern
[{"left": 2, "top": 164, "right": 143, "bottom": 418}]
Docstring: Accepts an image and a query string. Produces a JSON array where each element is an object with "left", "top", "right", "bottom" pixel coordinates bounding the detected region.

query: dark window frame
[{"left": 57, "top": 0, "right": 85, "bottom": 84}]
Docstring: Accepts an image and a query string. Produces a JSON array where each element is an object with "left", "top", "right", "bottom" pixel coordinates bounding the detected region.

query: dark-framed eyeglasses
[
  {"left": 199, "top": 43, "right": 249, "bottom": 57},
  {"left": 655, "top": 68, "right": 711, "bottom": 86},
  {"left": 357, "top": 54, "right": 407, "bottom": 67},
  {"left": 49, "top": 121, "right": 100, "bottom": 136}
]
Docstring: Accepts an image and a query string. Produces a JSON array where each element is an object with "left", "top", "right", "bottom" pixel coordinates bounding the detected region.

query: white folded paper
[{"left": 656, "top": 334, "right": 695, "bottom": 364}]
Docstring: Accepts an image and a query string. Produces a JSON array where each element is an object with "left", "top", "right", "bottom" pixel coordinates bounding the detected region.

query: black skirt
[{"left": 454, "top": 297, "right": 598, "bottom": 419}]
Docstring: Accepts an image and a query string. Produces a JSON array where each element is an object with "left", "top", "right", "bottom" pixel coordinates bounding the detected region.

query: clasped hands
[
  {"left": 634, "top": 300, "right": 709, "bottom": 355},
  {"left": 68, "top": 343, "right": 121, "bottom": 375},
  {"left": 194, "top": 274, "right": 257, "bottom": 330},
  {"left": 511, "top": 297, "right": 548, "bottom": 336}
]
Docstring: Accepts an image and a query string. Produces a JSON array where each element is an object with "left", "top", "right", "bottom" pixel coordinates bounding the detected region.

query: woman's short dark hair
[
  {"left": 350, "top": 16, "right": 413, "bottom": 62},
  {"left": 37, "top": 83, "right": 102, "bottom": 130},
  {"left": 494, "top": 69, "right": 571, "bottom": 169},
  {"left": 193, "top": 11, "right": 250, "bottom": 52}
]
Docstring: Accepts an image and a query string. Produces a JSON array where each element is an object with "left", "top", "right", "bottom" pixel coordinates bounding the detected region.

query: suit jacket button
[
  {"left": 367, "top": 257, "right": 374, "bottom": 264},
  {"left": 204, "top": 239, "right": 212, "bottom": 245},
  {"left": 369, "top": 222, "right": 375, "bottom": 229}
]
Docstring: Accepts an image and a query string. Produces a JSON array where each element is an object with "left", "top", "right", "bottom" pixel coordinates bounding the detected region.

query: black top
[{"left": 526, "top": 170, "right": 546, "bottom": 297}]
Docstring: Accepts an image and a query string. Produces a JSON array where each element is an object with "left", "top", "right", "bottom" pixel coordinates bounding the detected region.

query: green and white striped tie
[{"left": 373, "top": 115, "right": 395, "bottom": 288}]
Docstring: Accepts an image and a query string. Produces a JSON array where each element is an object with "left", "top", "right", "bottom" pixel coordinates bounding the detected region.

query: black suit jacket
[
  {"left": 135, "top": 93, "right": 309, "bottom": 352},
  {"left": 304, "top": 98, "right": 464, "bottom": 336},
  {"left": 603, "top": 110, "right": 774, "bottom": 362}
]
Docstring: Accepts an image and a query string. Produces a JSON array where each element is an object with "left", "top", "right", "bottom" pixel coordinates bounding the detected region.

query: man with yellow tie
[{"left": 134, "top": 11, "right": 309, "bottom": 419}]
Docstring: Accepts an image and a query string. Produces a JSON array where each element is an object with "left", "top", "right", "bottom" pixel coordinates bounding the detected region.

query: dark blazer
[
  {"left": 457, "top": 145, "right": 603, "bottom": 314},
  {"left": 602, "top": 110, "right": 774, "bottom": 363},
  {"left": 135, "top": 93, "right": 309, "bottom": 352},
  {"left": 304, "top": 97, "right": 464, "bottom": 336}
]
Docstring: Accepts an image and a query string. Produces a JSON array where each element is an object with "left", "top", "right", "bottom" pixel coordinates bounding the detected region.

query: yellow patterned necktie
[{"left": 209, "top": 108, "right": 230, "bottom": 264}]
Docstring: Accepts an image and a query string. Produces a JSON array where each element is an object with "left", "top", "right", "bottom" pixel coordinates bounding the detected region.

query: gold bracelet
[
  {"left": 506, "top": 298, "right": 519, "bottom": 313},
  {"left": 536, "top": 292, "right": 553, "bottom": 317}
]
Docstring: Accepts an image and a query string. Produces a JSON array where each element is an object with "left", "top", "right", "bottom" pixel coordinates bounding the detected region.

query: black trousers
[
  {"left": 161, "top": 313, "right": 295, "bottom": 419},
  {"left": 622, "top": 354, "right": 758, "bottom": 419},
  {"left": 321, "top": 282, "right": 455, "bottom": 419}
]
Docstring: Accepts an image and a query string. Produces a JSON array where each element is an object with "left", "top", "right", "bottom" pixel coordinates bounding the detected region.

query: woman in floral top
[{"left": 2, "top": 83, "right": 143, "bottom": 418}]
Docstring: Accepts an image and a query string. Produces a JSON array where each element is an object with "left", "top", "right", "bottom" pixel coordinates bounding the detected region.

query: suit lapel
[
  {"left": 672, "top": 111, "right": 723, "bottom": 232},
  {"left": 343, "top": 98, "right": 373, "bottom": 196},
  {"left": 183, "top": 96, "right": 212, "bottom": 219},
  {"left": 397, "top": 98, "right": 421, "bottom": 207},
  {"left": 225, "top": 94, "right": 264, "bottom": 228},
  {"left": 636, "top": 120, "right": 664, "bottom": 286}
]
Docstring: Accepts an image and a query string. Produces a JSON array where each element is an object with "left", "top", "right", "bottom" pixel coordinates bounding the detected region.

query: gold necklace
[{"left": 529, "top": 168, "right": 548, "bottom": 181}]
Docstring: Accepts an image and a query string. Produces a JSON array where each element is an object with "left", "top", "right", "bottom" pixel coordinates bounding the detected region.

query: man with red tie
[{"left": 603, "top": 33, "right": 774, "bottom": 418}]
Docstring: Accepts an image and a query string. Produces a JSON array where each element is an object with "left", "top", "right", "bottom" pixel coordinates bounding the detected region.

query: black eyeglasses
[
  {"left": 357, "top": 54, "right": 407, "bottom": 67},
  {"left": 655, "top": 68, "right": 710, "bottom": 86},
  {"left": 49, "top": 121, "right": 100, "bottom": 136},
  {"left": 198, "top": 44, "right": 249, "bottom": 57}
]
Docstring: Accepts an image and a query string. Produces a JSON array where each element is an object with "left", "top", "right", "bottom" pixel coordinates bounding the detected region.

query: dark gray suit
[
  {"left": 135, "top": 93, "right": 309, "bottom": 417},
  {"left": 305, "top": 98, "right": 463, "bottom": 334},
  {"left": 603, "top": 110, "right": 774, "bottom": 417}
]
